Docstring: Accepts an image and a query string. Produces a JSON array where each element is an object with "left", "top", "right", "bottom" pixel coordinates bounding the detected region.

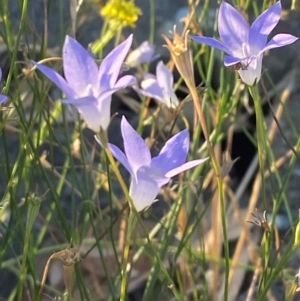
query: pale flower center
[
  {"left": 237, "top": 43, "right": 258, "bottom": 70},
  {"left": 82, "top": 84, "right": 95, "bottom": 97}
]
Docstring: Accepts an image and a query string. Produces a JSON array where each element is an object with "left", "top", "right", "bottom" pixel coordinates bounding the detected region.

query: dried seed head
[
  {"left": 63, "top": 263, "right": 74, "bottom": 297},
  {"left": 39, "top": 245, "right": 81, "bottom": 295},
  {"left": 162, "top": 26, "right": 195, "bottom": 90},
  {"left": 247, "top": 210, "right": 271, "bottom": 232}
]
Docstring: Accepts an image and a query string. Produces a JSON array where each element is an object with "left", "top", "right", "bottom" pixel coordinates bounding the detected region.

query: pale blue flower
[
  {"left": 126, "top": 41, "right": 158, "bottom": 67},
  {"left": 137, "top": 61, "right": 179, "bottom": 108},
  {"left": 190, "top": 1, "right": 298, "bottom": 86},
  {"left": 35, "top": 35, "right": 136, "bottom": 131},
  {"left": 100, "top": 116, "right": 208, "bottom": 211}
]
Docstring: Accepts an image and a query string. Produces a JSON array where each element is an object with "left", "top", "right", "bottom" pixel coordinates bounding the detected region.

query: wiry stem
[
  {"left": 98, "top": 131, "right": 133, "bottom": 300},
  {"left": 188, "top": 83, "right": 229, "bottom": 301},
  {"left": 248, "top": 85, "right": 269, "bottom": 291},
  {"left": 163, "top": 27, "right": 229, "bottom": 300},
  {"left": 97, "top": 131, "right": 183, "bottom": 301}
]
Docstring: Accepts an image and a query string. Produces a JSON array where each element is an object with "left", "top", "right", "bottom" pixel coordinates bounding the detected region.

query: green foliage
[{"left": 0, "top": 0, "right": 299, "bottom": 300}]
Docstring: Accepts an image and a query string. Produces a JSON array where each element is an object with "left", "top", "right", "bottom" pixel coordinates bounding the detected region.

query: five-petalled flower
[
  {"left": 126, "top": 41, "right": 158, "bottom": 67},
  {"left": 99, "top": 116, "right": 208, "bottom": 211},
  {"left": 35, "top": 35, "right": 136, "bottom": 132},
  {"left": 190, "top": 1, "right": 298, "bottom": 86},
  {"left": 136, "top": 61, "right": 179, "bottom": 108}
]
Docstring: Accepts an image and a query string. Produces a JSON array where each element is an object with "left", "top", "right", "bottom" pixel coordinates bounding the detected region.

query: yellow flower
[{"left": 101, "top": 0, "right": 142, "bottom": 27}]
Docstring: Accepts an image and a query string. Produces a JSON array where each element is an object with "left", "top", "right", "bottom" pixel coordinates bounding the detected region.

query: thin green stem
[
  {"left": 248, "top": 85, "right": 269, "bottom": 290},
  {"left": 188, "top": 85, "right": 229, "bottom": 301},
  {"left": 120, "top": 212, "right": 137, "bottom": 301},
  {"left": 18, "top": 195, "right": 40, "bottom": 300},
  {"left": 249, "top": 86, "right": 267, "bottom": 207},
  {"left": 149, "top": 0, "right": 155, "bottom": 44},
  {"left": 3, "top": 0, "right": 28, "bottom": 95},
  {"left": 91, "top": 22, "right": 123, "bottom": 54},
  {"left": 98, "top": 132, "right": 183, "bottom": 300}
]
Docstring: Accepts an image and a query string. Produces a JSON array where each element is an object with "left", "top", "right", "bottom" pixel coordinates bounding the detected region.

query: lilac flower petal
[
  {"left": 0, "top": 95, "right": 7, "bottom": 104},
  {"left": 156, "top": 61, "right": 179, "bottom": 107},
  {"left": 96, "top": 95, "right": 112, "bottom": 131},
  {"left": 107, "top": 143, "right": 133, "bottom": 175},
  {"left": 0, "top": 67, "right": 6, "bottom": 102},
  {"left": 126, "top": 41, "right": 156, "bottom": 67},
  {"left": 151, "top": 130, "right": 189, "bottom": 174},
  {"left": 140, "top": 78, "right": 165, "bottom": 100},
  {"left": 96, "top": 80, "right": 136, "bottom": 108},
  {"left": 114, "top": 75, "right": 136, "bottom": 89},
  {"left": 34, "top": 63, "right": 76, "bottom": 99},
  {"left": 60, "top": 96, "right": 96, "bottom": 106},
  {"left": 251, "top": 2, "right": 281, "bottom": 35},
  {"left": 138, "top": 41, "right": 155, "bottom": 59},
  {"left": 61, "top": 96, "right": 112, "bottom": 131},
  {"left": 262, "top": 34, "right": 298, "bottom": 53},
  {"left": 167, "top": 92, "right": 180, "bottom": 108},
  {"left": 156, "top": 61, "right": 173, "bottom": 92},
  {"left": 248, "top": 32, "right": 266, "bottom": 55},
  {"left": 249, "top": 2, "right": 282, "bottom": 51},
  {"left": 190, "top": 35, "right": 229, "bottom": 53},
  {"left": 138, "top": 62, "right": 179, "bottom": 108},
  {"left": 224, "top": 55, "right": 243, "bottom": 66},
  {"left": 121, "top": 116, "right": 151, "bottom": 175},
  {"left": 165, "top": 158, "right": 209, "bottom": 178},
  {"left": 137, "top": 166, "right": 170, "bottom": 188},
  {"left": 144, "top": 73, "right": 156, "bottom": 81},
  {"left": 97, "top": 88, "right": 122, "bottom": 105},
  {"left": 99, "top": 35, "right": 133, "bottom": 90},
  {"left": 218, "top": 2, "right": 249, "bottom": 56},
  {"left": 129, "top": 172, "right": 161, "bottom": 212},
  {"left": 61, "top": 96, "right": 102, "bottom": 131},
  {"left": 63, "top": 36, "right": 99, "bottom": 96},
  {"left": 96, "top": 136, "right": 132, "bottom": 170},
  {"left": 238, "top": 55, "right": 263, "bottom": 86}
]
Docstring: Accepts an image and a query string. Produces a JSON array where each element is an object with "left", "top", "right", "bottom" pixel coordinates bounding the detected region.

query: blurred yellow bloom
[{"left": 101, "top": 0, "right": 142, "bottom": 27}]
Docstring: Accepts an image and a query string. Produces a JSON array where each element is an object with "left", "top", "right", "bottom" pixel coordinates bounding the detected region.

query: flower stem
[
  {"left": 248, "top": 85, "right": 267, "bottom": 206},
  {"left": 98, "top": 131, "right": 183, "bottom": 300},
  {"left": 188, "top": 85, "right": 229, "bottom": 301},
  {"left": 248, "top": 85, "right": 269, "bottom": 289},
  {"left": 91, "top": 22, "right": 122, "bottom": 54},
  {"left": 120, "top": 211, "right": 137, "bottom": 301}
]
